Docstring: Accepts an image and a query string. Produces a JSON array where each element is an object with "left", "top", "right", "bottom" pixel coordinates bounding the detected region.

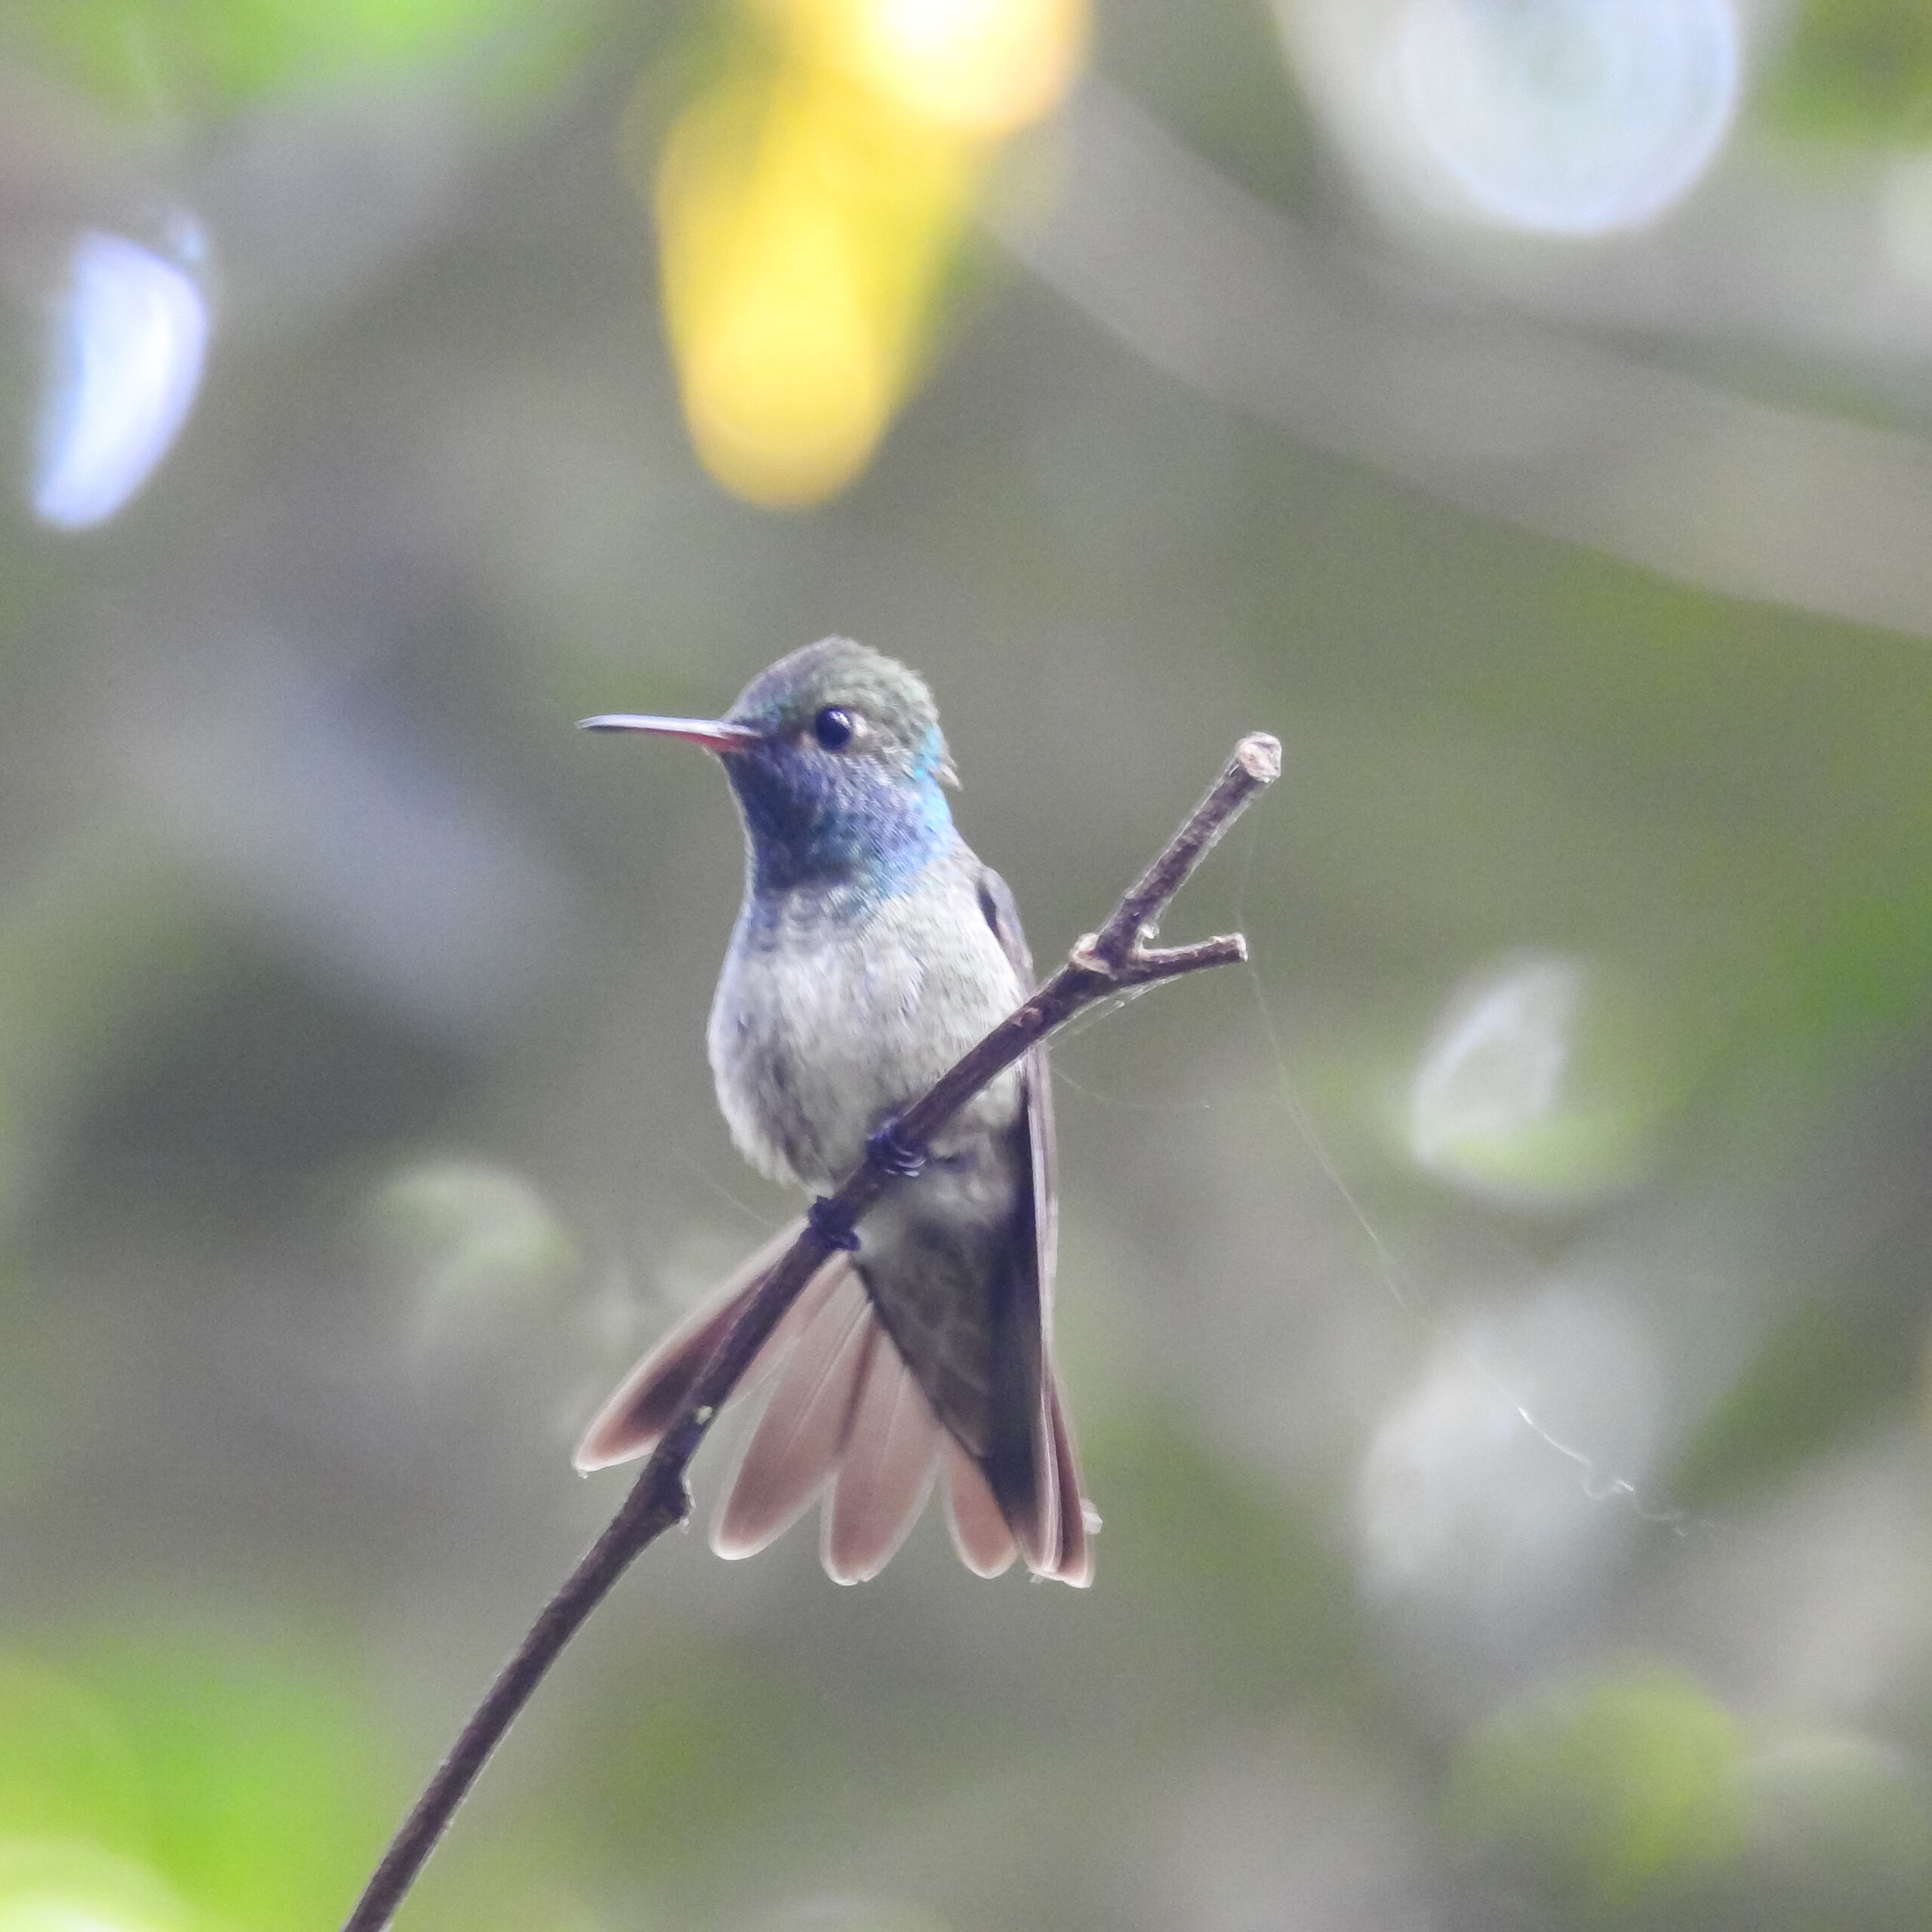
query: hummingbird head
[{"left": 583, "top": 637, "right": 961, "bottom": 897}]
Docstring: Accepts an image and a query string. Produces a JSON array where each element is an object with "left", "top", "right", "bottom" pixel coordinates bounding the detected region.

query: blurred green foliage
[
  {"left": 0, "top": 1654, "right": 148, "bottom": 1852},
  {"left": 78, "top": 1635, "right": 398, "bottom": 1932},
  {"left": 571, "top": 1645, "right": 826, "bottom": 1883},
  {"left": 359, "top": 1155, "right": 578, "bottom": 1319},
  {"left": 1672, "top": 1300, "right": 1919, "bottom": 1508},
  {"left": 1089, "top": 1412, "right": 1370, "bottom": 1712},
  {"left": 1763, "top": 0, "right": 1932, "bottom": 143},
  {"left": 0, "top": 1842, "right": 193, "bottom": 1932},
  {"left": 0, "top": 1635, "right": 397, "bottom": 1932},
  {"left": 0, "top": 832, "right": 229, "bottom": 1237},
  {"left": 5, "top": 0, "right": 586, "bottom": 121},
  {"left": 1447, "top": 1668, "right": 1749, "bottom": 1912}
]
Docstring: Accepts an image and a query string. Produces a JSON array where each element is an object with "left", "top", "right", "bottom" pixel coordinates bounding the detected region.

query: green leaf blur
[
  {"left": 7, "top": 0, "right": 568, "bottom": 120},
  {"left": 1447, "top": 1669, "right": 1750, "bottom": 1911},
  {"left": 1761, "top": 0, "right": 1932, "bottom": 144}
]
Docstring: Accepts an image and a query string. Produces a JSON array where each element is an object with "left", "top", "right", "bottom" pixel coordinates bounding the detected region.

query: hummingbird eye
[{"left": 813, "top": 706, "right": 857, "bottom": 750}]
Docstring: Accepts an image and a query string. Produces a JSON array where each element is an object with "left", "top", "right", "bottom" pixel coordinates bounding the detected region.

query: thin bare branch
[
  {"left": 1084, "top": 731, "right": 1281, "bottom": 969},
  {"left": 1113, "top": 934, "right": 1248, "bottom": 982},
  {"left": 340, "top": 729, "right": 1281, "bottom": 1932}
]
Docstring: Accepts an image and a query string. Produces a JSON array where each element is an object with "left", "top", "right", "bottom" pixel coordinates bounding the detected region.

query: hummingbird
[{"left": 574, "top": 638, "right": 1093, "bottom": 1586}]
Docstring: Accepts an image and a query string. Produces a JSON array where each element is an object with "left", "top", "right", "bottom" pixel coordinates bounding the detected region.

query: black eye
[{"left": 813, "top": 706, "right": 857, "bottom": 750}]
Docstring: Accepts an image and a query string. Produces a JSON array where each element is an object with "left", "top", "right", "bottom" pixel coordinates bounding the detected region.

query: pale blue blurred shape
[
  {"left": 148, "top": 666, "right": 577, "bottom": 1039},
  {"left": 1395, "top": 0, "right": 1740, "bottom": 235},
  {"left": 1411, "top": 955, "right": 1581, "bottom": 1177},
  {"left": 32, "top": 229, "right": 211, "bottom": 531}
]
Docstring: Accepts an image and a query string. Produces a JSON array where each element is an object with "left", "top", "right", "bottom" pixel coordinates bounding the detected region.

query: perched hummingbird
[{"left": 574, "top": 638, "right": 1093, "bottom": 1586}]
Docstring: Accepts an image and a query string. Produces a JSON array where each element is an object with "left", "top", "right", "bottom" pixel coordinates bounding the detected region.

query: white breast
[{"left": 706, "top": 866, "right": 1026, "bottom": 1191}]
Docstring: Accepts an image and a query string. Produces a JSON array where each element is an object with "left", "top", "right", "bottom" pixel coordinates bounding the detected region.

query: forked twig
[{"left": 341, "top": 731, "right": 1281, "bottom": 1932}]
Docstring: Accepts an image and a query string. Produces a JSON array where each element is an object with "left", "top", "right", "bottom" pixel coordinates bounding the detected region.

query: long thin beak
[{"left": 578, "top": 714, "right": 762, "bottom": 754}]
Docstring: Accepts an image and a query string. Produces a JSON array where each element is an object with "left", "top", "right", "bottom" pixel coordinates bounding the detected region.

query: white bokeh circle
[{"left": 1395, "top": 0, "right": 1742, "bottom": 234}]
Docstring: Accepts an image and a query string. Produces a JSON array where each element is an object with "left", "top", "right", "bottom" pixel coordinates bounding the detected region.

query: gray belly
[{"left": 706, "top": 879, "right": 1024, "bottom": 1191}]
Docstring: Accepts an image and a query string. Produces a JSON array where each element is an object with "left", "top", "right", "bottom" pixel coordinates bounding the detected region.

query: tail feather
[
  {"left": 711, "top": 1272, "right": 874, "bottom": 1560},
  {"left": 1044, "top": 1371, "right": 1094, "bottom": 1587},
  {"left": 942, "top": 1436, "right": 1017, "bottom": 1577},
  {"left": 571, "top": 1218, "right": 832, "bottom": 1472},
  {"left": 574, "top": 1226, "right": 1097, "bottom": 1586},
  {"left": 822, "top": 1337, "right": 944, "bottom": 1584}
]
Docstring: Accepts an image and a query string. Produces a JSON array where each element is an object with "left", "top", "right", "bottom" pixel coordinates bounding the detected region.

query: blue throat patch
[{"left": 728, "top": 731, "right": 955, "bottom": 918}]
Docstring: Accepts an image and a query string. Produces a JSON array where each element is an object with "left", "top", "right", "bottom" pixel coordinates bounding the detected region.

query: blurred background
[{"left": 2, "top": 0, "right": 1931, "bottom": 1927}]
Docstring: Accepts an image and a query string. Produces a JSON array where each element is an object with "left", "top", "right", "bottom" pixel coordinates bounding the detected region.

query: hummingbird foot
[
  {"left": 807, "top": 1195, "right": 862, "bottom": 1251},
  {"left": 865, "top": 1118, "right": 928, "bottom": 1179}
]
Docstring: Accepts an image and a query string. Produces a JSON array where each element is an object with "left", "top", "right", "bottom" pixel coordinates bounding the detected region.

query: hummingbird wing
[{"left": 957, "top": 866, "right": 1094, "bottom": 1586}]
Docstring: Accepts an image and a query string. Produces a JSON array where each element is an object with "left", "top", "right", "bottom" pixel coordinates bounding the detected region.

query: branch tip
[{"left": 1237, "top": 732, "right": 1282, "bottom": 783}]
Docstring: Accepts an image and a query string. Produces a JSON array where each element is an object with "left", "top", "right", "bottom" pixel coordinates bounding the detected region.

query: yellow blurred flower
[
  {"left": 782, "top": 0, "right": 1088, "bottom": 135},
  {"left": 649, "top": 0, "right": 1088, "bottom": 505}
]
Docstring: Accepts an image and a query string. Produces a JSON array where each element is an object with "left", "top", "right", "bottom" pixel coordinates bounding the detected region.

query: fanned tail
[{"left": 574, "top": 1223, "right": 1095, "bottom": 1587}]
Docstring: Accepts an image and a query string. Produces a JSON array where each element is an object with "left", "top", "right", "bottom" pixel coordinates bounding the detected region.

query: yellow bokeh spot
[
  {"left": 800, "top": 0, "right": 1088, "bottom": 135},
  {"left": 650, "top": 0, "right": 1088, "bottom": 504},
  {"left": 680, "top": 289, "right": 894, "bottom": 508},
  {"left": 656, "top": 72, "right": 980, "bottom": 506}
]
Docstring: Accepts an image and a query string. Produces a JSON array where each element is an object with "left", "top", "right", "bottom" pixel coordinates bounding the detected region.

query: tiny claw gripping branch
[
  {"left": 806, "top": 1196, "right": 863, "bottom": 1250},
  {"left": 864, "top": 1118, "right": 928, "bottom": 1179},
  {"left": 339, "top": 730, "right": 1281, "bottom": 1932}
]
